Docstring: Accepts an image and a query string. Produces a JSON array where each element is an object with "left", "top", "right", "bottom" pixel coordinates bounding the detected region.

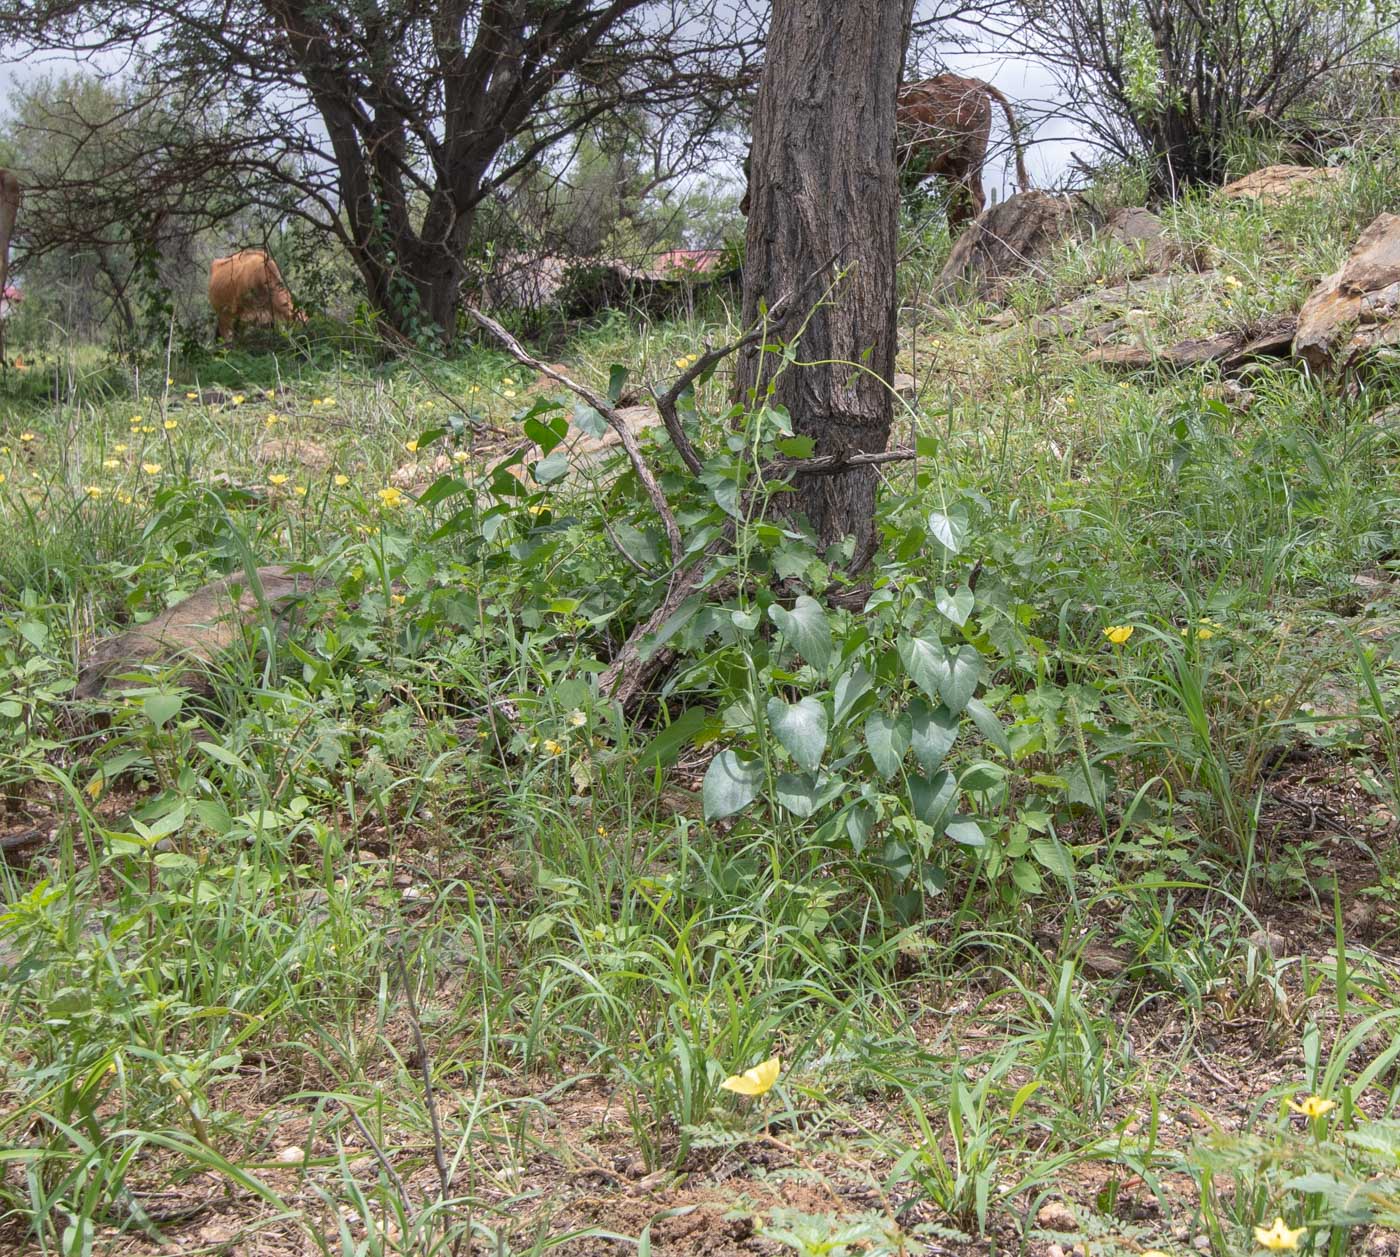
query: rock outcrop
[
  {"left": 1293, "top": 212, "right": 1400, "bottom": 372},
  {"left": 77, "top": 565, "right": 323, "bottom": 699},
  {"left": 936, "top": 191, "right": 1080, "bottom": 303},
  {"left": 1220, "top": 165, "right": 1342, "bottom": 204}
]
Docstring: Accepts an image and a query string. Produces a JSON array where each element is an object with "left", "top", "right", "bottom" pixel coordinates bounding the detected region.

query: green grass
[{"left": 1, "top": 155, "right": 1398, "bottom": 1256}]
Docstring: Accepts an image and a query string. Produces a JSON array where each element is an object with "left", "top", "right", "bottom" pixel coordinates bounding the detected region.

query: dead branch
[{"left": 463, "top": 304, "right": 683, "bottom": 566}]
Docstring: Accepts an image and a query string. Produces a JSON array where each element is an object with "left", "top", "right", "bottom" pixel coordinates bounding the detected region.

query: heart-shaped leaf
[
  {"left": 702, "top": 750, "right": 764, "bottom": 821},
  {"left": 927, "top": 505, "right": 969, "bottom": 555},
  {"left": 769, "top": 595, "right": 832, "bottom": 670},
  {"left": 936, "top": 584, "right": 975, "bottom": 627},
  {"left": 937, "top": 645, "right": 982, "bottom": 713},
  {"left": 775, "top": 772, "right": 820, "bottom": 817},
  {"left": 864, "top": 711, "right": 911, "bottom": 780},
  {"left": 533, "top": 450, "right": 570, "bottom": 484},
  {"left": 897, "top": 632, "right": 945, "bottom": 704},
  {"left": 910, "top": 699, "right": 959, "bottom": 774},
  {"left": 945, "top": 815, "right": 987, "bottom": 847},
  {"left": 833, "top": 665, "right": 873, "bottom": 725},
  {"left": 144, "top": 692, "right": 184, "bottom": 729},
  {"left": 910, "top": 770, "right": 956, "bottom": 831},
  {"left": 1031, "top": 838, "right": 1074, "bottom": 880},
  {"left": 766, "top": 697, "right": 828, "bottom": 773},
  {"left": 846, "top": 804, "right": 874, "bottom": 853}
]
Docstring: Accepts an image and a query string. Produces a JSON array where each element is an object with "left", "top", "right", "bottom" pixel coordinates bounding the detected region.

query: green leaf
[
  {"left": 1011, "top": 860, "right": 1043, "bottom": 894},
  {"left": 533, "top": 450, "right": 570, "bottom": 484},
  {"left": 966, "top": 696, "right": 1010, "bottom": 755},
  {"left": 945, "top": 815, "right": 987, "bottom": 847},
  {"left": 960, "top": 760, "right": 1005, "bottom": 793},
  {"left": 775, "top": 772, "right": 820, "bottom": 817},
  {"left": 927, "top": 505, "right": 969, "bottom": 554},
  {"left": 864, "top": 711, "right": 911, "bottom": 779},
  {"left": 702, "top": 750, "right": 764, "bottom": 821},
  {"left": 910, "top": 770, "right": 956, "bottom": 831},
  {"left": 909, "top": 699, "right": 958, "bottom": 773},
  {"left": 846, "top": 804, "right": 874, "bottom": 853},
  {"left": 572, "top": 400, "right": 609, "bottom": 439},
  {"left": 833, "top": 665, "right": 873, "bottom": 725},
  {"left": 607, "top": 364, "right": 630, "bottom": 404},
  {"left": 935, "top": 585, "right": 975, "bottom": 627},
  {"left": 897, "top": 632, "right": 945, "bottom": 703},
  {"left": 0, "top": 700, "right": 21, "bottom": 718},
  {"left": 143, "top": 692, "right": 184, "bottom": 729},
  {"left": 637, "top": 709, "right": 709, "bottom": 770},
  {"left": 937, "top": 645, "right": 982, "bottom": 712},
  {"left": 524, "top": 415, "right": 568, "bottom": 454},
  {"left": 769, "top": 595, "right": 832, "bottom": 670},
  {"left": 776, "top": 436, "right": 815, "bottom": 458},
  {"left": 1031, "top": 838, "right": 1074, "bottom": 881},
  {"left": 1009, "top": 1079, "right": 1044, "bottom": 1119},
  {"left": 731, "top": 608, "right": 760, "bottom": 631},
  {"left": 765, "top": 697, "right": 828, "bottom": 773},
  {"left": 416, "top": 476, "right": 473, "bottom": 509}
]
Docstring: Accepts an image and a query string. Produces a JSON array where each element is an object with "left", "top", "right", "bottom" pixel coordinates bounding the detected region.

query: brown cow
[
  {"left": 740, "top": 73, "right": 1031, "bottom": 233},
  {"left": 0, "top": 169, "right": 20, "bottom": 317},
  {"left": 208, "top": 249, "right": 304, "bottom": 342}
]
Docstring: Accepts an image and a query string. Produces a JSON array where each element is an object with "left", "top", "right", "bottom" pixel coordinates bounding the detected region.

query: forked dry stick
[{"left": 463, "top": 305, "right": 683, "bottom": 567}]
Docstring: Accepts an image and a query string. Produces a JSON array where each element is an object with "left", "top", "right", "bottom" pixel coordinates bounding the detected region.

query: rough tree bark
[{"left": 737, "top": 0, "right": 915, "bottom": 574}]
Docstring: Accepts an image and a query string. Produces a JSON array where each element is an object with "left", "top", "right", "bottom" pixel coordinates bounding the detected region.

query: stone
[
  {"left": 936, "top": 191, "right": 1080, "bottom": 304},
  {"left": 1036, "top": 1201, "right": 1078, "bottom": 1232},
  {"left": 1220, "top": 164, "right": 1342, "bottom": 204},
  {"left": 1105, "top": 207, "right": 1177, "bottom": 272},
  {"left": 1294, "top": 212, "right": 1400, "bottom": 372},
  {"left": 892, "top": 372, "right": 917, "bottom": 400},
  {"left": 76, "top": 565, "right": 323, "bottom": 699},
  {"left": 256, "top": 437, "right": 332, "bottom": 470}
]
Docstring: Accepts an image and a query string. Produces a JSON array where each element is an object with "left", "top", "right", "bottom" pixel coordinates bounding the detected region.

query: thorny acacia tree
[
  {"left": 1013, "top": 0, "right": 1400, "bottom": 190},
  {"left": 0, "top": 1, "right": 761, "bottom": 338}
]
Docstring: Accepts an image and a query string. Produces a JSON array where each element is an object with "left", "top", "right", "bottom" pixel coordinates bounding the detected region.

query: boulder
[
  {"left": 936, "top": 191, "right": 1080, "bottom": 303},
  {"left": 1220, "top": 164, "right": 1342, "bottom": 204},
  {"left": 1085, "top": 316, "right": 1297, "bottom": 374},
  {"left": 1293, "top": 212, "right": 1400, "bottom": 372},
  {"left": 76, "top": 565, "right": 323, "bottom": 699},
  {"left": 1105, "top": 207, "right": 1177, "bottom": 272}
]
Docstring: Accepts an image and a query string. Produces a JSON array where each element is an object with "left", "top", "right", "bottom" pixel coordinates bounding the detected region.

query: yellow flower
[
  {"left": 114, "top": 443, "right": 128, "bottom": 454},
  {"left": 1103, "top": 624, "right": 1134, "bottom": 645},
  {"left": 232, "top": 394, "right": 245, "bottom": 405},
  {"left": 1224, "top": 275, "right": 1243, "bottom": 289},
  {"left": 141, "top": 462, "right": 162, "bottom": 476},
  {"left": 141, "top": 425, "right": 156, "bottom": 434},
  {"left": 264, "top": 390, "right": 275, "bottom": 400},
  {"left": 1254, "top": 1218, "right": 1305, "bottom": 1251},
  {"left": 294, "top": 484, "right": 308, "bottom": 497},
  {"left": 268, "top": 473, "right": 289, "bottom": 486},
  {"left": 129, "top": 416, "right": 141, "bottom": 425},
  {"left": 117, "top": 491, "right": 133, "bottom": 505},
  {"left": 405, "top": 439, "right": 418, "bottom": 453},
  {"left": 0, "top": 473, "right": 5, "bottom": 485},
  {"left": 1195, "top": 627, "right": 1215, "bottom": 640},
  {"left": 1141, "top": 1252, "right": 1173, "bottom": 1257},
  {"left": 19, "top": 432, "right": 34, "bottom": 442},
  {"left": 321, "top": 396, "right": 336, "bottom": 406},
  {"left": 185, "top": 392, "right": 198, "bottom": 400},
  {"left": 542, "top": 738, "right": 563, "bottom": 756},
  {"left": 469, "top": 385, "right": 480, "bottom": 394},
  {"left": 311, "top": 398, "right": 321, "bottom": 407},
  {"left": 265, "top": 413, "right": 280, "bottom": 427},
  {"left": 674, "top": 356, "right": 689, "bottom": 369},
  {"left": 163, "top": 418, "right": 178, "bottom": 431},
  {"left": 568, "top": 710, "right": 587, "bottom": 727},
  {"left": 102, "top": 458, "right": 120, "bottom": 470},
  {"left": 451, "top": 450, "right": 469, "bottom": 464},
  {"left": 596, "top": 825, "right": 607, "bottom": 836},
  {"left": 1064, "top": 394, "right": 1076, "bottom": 406},
  {"left": 165, "top": 377, "right": 174, "bottom": 386},
  {"left": 1288, "top": 1095, "right": 1336, "bottom": 1119},
  {"left": 85, "top": 485, "right": 103, "bottom": 498},
  {"left": 334, "top": 474, "right": 349, "bottom": 487},
  {"left": 390, "top": 593, "right": 406, "bottom": 606},
  {"left": 720, "top": 1056, "right": 781, "bottom": 1096},
  {"left": 377, "top": 486, "right": 405, "bottom": 509}
]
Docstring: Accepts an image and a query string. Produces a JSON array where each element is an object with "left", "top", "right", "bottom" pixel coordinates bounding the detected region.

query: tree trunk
[{"left": 737, "top": 0, "right": 914, "bottom": 574}]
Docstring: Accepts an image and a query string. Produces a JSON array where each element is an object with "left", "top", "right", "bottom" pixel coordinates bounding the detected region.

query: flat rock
[
  {"left": 937, "top": 191, "right": 1080, "bottom": 304},
  {"left": 1294, "top": 212, "right": 1400, "bottom": 372},
  {"left": 1036, "top": 1201, "right": 1078, "bottom": 1232},
  {"left": 256, "top": 437, "right": 332, "bottom": 470},
  {"left": 1087, "top": 332, "right": 1243, "bottom": 371},
  {"left": 76, "top": 565, "right": 323, "bottom": 699},
  {"left": 1220, "top": 164, "right": 1342, "bottom": 203}
]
